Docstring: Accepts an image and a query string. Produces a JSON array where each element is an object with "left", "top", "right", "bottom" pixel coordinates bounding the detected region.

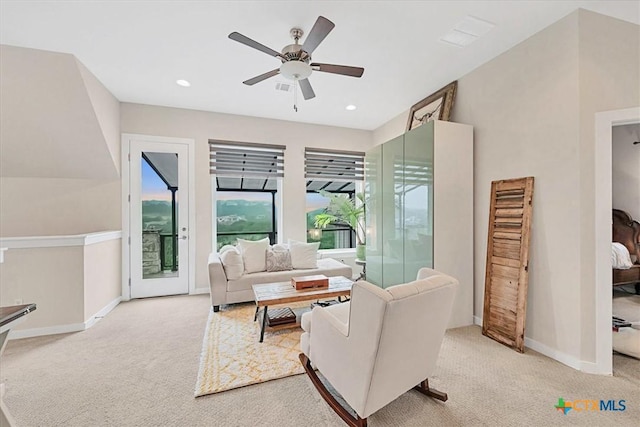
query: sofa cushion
[
  {"left": 219, "top": 246, "right": 244, "bottom": 280},
  {"left": 289, "top": 240, "right": 320, "bottom": 269},
  {"left": 266, "top": 246, "right": 292, "bottom": 272},
  {"left": 227, "top": 257, "right": 352, "bottom": 293},
  {"left": 238, "top": 238, "right": 269, "bottom": 273}
]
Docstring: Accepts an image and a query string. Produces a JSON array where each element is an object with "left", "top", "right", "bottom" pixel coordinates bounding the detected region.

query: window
[
  {"left": 210, "top": 140, "right": 284, "bottom": 250},
  {"left": 304, "top": 148, "right": 365, "bottom": 250}
]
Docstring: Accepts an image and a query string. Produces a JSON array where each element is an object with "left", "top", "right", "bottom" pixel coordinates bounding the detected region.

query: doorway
[
  {"left": 122, "top": 134, "right": 196, "bottom": 299},
  {"left": 594, "top": 107, "right": 640, "bottom": 375}
]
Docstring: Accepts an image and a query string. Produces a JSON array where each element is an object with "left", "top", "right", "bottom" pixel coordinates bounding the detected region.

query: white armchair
[{"left": 299, "top": 268, "right": 458, "bottom": 426}]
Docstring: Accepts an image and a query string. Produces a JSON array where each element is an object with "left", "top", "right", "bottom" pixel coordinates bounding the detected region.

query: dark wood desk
[{"left": 1, "top": 303, "right": 36, "bottom": 427}]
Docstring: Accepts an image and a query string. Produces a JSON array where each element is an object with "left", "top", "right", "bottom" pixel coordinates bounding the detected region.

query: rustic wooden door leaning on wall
[{"left": 482, "top": 177, "right": 534, "bottom": 353}]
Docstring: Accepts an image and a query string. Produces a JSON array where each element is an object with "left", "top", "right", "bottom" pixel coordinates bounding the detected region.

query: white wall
[
  {"left": 84, "top": 237, "right": 122, "bottom": 320},
  {"left": 612, "top": 124, "right": 640, "bottom": 220},
  {"left": 120, "top": 103, "right": 372, "bottom": 291},
  {"left": 0, "top": 178, "right": 121, "bottom": 236},
  {"left": 0, "top": 233, "right": 122, "bottom": 337},
  {"left": 459, "top": 10, "right": 583, "bottom": 362},
  {"left": 577, "top": 10, "right": 640, "bottom": 363},
  {"left": 0, "top": 46, "right": 122, "bottom": 238},
  {"left": 372, "top": 10, "right": 640, "bottom": 368},
  {"left": 0, "top": 246, "right": 85, "bottom": 329}
]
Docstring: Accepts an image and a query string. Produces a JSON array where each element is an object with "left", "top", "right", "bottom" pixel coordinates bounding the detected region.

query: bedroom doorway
[
  {"left": 122, "top": 134, "right": 196, "bottom": 300},
  {"left": 594, "top": 107, "right": 640, "bottom": 375}
]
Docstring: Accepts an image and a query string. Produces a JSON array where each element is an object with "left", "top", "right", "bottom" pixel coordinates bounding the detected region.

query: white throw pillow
[
  {"left": 219, "top": 246, "right": 244, "bottom": 280},
  {"left": 288, "top": 240, "right": 320, "bottom": 269},
  {"left": 237, "top": 238, "right": 270, "bottom": 273}
]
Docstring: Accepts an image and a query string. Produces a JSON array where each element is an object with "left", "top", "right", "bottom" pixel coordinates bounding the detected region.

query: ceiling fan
[{"left": 228, "top": 16, "right": 364, "bottom": 101}]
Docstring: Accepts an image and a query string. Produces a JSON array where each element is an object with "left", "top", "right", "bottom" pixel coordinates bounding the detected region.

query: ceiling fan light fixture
[{"left": 280, "top": 61, "right": 312, "bottom": 80}]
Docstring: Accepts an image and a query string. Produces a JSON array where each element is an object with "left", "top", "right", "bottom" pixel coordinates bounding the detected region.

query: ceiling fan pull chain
[{"left": 293, "top": 80, "right": 298, "bottom": 112}]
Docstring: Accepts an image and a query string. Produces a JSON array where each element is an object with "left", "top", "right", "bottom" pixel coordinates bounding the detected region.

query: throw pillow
[
  {"left": 219, "top": 246, "right": 244, "bottom": 280},
  {"left": 237, "top": 238, "right": 270, "bottom": 273},
  {"left": 266, "top": 246, "right": 293, "bottom": 272},
  {"left": 288, "top": 240, "right": 320, "bottom": 269}
]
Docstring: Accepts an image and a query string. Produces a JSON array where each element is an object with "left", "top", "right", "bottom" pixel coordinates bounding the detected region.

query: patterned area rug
[{"left": 195, "top": 303, "right": 305, "bottom": 397}]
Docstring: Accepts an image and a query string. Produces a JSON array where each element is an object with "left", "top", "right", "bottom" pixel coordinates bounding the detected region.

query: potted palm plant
[{"left": 314, "top": 190, "right": 366, "bottom": 260}]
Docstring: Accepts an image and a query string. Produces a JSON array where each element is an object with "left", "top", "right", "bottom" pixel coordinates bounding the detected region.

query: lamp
[
  {"left": 280, "top": 61, "right": 312, "bottom": 81},
  {"left": 308, "top": 228, "right": 323, "bottom": 240}
]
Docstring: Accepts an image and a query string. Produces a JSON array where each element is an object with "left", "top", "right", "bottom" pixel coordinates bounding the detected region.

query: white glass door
[{"left": 129, "top": 139, "right": 189, "bottom": 298}]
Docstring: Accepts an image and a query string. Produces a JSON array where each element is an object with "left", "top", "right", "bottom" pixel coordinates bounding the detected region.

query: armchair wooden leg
[
  {"left": 413, "top": 379, "right": 448, "bottom": 402},
  {"left": 299, "top": 353, "right": 367, "bottom": 427}
]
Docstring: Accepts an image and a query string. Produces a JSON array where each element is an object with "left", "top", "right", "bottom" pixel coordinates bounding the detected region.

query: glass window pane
[{"left": 216, "top": 191, "right": 274, "bottom": 250}]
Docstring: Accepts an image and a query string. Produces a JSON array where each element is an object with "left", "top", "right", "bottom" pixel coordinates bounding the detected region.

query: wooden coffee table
[{"left": 252, "top": 276, "right": 353, "bottom": 342}]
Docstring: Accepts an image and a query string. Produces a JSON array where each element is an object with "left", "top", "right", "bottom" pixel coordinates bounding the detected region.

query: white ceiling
[{"left": 1, "top": 1, "right": 638, "bottom": 130}]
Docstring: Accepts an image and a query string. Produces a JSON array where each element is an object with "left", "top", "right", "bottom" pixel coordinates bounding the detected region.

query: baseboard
[
  {"left": 84, "top": 297, "right": 122, "bottom": 329},
  {"left": 523, "top": 336, "right": 582, "bottom": 371},
  {"left": 9, "top": 322, "right": 86, "bottom": 339},
  {"left": 473, "top": 315, "right": 583, "bottom": 371},
  {"left": 579, "top": 360, "right": 607, "bottom": 375},
  {"left": 190, "top": 288, "right": 210, "bottom": 295},
  {"left": 9, "top": 297, "right": 121, "bottom": 340}
]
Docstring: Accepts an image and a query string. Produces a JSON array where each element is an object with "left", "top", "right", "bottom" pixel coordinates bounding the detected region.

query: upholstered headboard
[{"left": 613, "top": 209, "right": 640, "bottom": 264}]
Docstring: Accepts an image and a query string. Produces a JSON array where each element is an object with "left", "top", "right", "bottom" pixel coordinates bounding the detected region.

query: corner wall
[
  {"left": 372, "top": 10, "right": 640, "bottom": 369},
  {"left": 456, "top": 10, "right": 583, "bottom": 362},
  {"left": 577, "top": 10, "right": 640, "bottom": 363}
]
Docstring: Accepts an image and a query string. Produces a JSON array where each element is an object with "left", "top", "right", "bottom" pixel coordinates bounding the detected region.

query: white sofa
[{"left": 208, "top": 252, "right": 352, "bottom": 312}]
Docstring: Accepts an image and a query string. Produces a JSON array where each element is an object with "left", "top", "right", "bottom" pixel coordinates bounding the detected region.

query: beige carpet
[
  {"left": 2, "top": 294, "right": 639, "bottom": 426},
  {"left": 195, "top": 303, "right": 304, "bottom": 396}
]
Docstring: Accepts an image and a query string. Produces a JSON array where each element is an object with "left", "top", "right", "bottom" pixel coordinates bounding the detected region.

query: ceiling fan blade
[
  {"left": 243, "top": 69, "right": 280, "bottom": 86},
  {"left": 229, "top": 32, "right": 284, "bottom": 59},
  {"left": 302, "top": 16, "right": 335, "bottom": 54},
  {"left": 310, "top": 63, "right": 364, "bottom": 78},
  {"left": 299, "top": 78, "right": 316, "bottom": 100}
]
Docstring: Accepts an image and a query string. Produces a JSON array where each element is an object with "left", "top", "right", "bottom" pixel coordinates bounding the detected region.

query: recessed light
[
  {"left": 346, "top": 105, "right": 357, "bottom": 111},
  {"left": 176, "top": 79, "right": 191, "bottom": 87}
]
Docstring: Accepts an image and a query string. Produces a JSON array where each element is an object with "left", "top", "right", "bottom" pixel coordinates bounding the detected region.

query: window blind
[
  {"left": 304, "top": 148, "right": 365, "bottom": 181},
  {"left": 209, "top": 140, "right": 285, "bottom": 178}
]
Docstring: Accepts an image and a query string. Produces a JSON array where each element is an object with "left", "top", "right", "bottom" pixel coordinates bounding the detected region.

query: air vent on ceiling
[
  {"left": 275, "top": 81, "right": 293, "bottom": 92},
  {"left": 440, "top": 15, "right": 495, "bottom": 48}
]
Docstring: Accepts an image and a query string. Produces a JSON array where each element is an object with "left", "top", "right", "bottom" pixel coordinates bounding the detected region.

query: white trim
[
  {"left": 188, "top": 137, "right": 197, "bottom": 296},
  {"left": 0, "top": 231, "right": 121, "bottom": 249},
  {"left": 317, "top": 248, "right": 356, "bottom": 258},
  {"left": 121, "top": 133, "right": 196, "bottom": 300},
  {"left": 580, "top": 360, "right": 603, "bottom": 375},
  {"left": 84, "top": 231, "right": 122, "bottom": 245},
  {"left": 593, "top": 106, "right": 640, "bottom": 376},
  {"left": 9, "top": 297, "right": 121, "bottom": 340},
  {"left": 83, "top": 297, "right": 122, "bottom": 329},
  {"left": 473, "top": 315, "right": 584, "bottom": 371},
  {"left": 9, "top": 322, "right": 86, "bottom": 339},
  {"left": 190, "top": 287, "right": 210, "bottom": 296},
  {"left": 122, "top": 134, "right": 131, "bottom": 301},
  {"left": 523, "top": 336, "right": 582, "bottom": 371},
  {"left": 0, "top": 248, "right": 6, "bottom": 263}
]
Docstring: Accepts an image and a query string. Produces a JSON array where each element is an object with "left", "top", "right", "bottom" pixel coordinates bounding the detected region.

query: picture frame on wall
[{"left": 406, "top": 81, "right": 458, "bottom": 131}]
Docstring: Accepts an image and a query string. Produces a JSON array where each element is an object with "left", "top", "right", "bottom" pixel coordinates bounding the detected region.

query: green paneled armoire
[{"left": 365, "top": 120, "right": 473, "bottom": 328}]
